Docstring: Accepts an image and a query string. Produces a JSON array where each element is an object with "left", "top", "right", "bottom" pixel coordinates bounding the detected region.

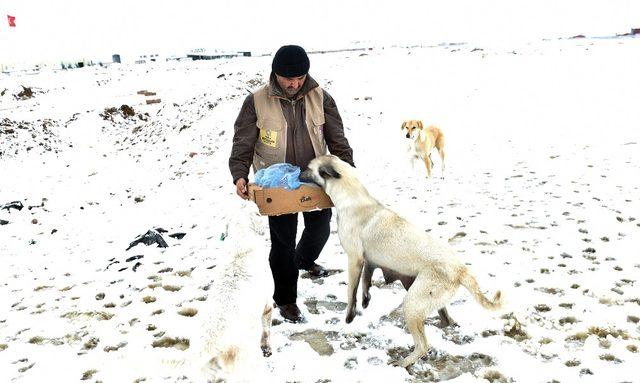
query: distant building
[
  {"left": 60, "top": 59, "right": 94, "bottom": 69},
  {"left": 135, "top": 53, "right": 160, "bottom": 64},
  {"left": 165, "top": 55, "right": 189, "bottom": 62},
  {"left": 186, "top": 48, "right": 241, "bottom": 60},
  {"left": 632, "top": 28, "right": 640, "bottom": 35}
]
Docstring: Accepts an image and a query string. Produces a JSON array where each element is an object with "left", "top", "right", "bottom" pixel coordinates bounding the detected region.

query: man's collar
[{"left": 268, "top": 72, "right": 319, "bottom": 100}]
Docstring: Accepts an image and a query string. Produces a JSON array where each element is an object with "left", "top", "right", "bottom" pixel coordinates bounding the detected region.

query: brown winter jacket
[{"left": 229, "top": 73, "right": 354, "bottom": 184}]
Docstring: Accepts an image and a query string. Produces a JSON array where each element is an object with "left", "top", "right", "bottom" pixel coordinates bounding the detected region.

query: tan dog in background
[{"left": 401, "top": 120, "right": 445, "bottom": 178}]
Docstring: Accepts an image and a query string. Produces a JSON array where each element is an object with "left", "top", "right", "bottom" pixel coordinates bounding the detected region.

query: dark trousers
[{"left": 268, "top": 208, "right": 332, "bottom": 305}]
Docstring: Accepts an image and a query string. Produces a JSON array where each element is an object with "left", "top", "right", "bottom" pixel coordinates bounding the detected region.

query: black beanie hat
[{"left": 272, "top": 45, "right": 310, "bottom": 78}]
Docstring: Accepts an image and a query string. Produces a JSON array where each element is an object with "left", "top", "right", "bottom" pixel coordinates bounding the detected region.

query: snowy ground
[{"left": 1, "top": 37, "right": 640, "bottom": 383}]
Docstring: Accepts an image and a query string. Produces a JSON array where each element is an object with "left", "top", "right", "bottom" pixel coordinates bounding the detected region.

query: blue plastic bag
[{"left": 254, "top": 163, "right": 303, "bottom": 189}]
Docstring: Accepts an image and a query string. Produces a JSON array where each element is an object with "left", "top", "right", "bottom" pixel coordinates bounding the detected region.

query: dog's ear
[
  {"left": 319, "top": 164, "right": 341, "bottom": 179},
  {"left": 417, "top": 120, "right": 424, "bottom": 129},
  {"left": 401, "top": 121, "right": 406, "bottom": 130}
]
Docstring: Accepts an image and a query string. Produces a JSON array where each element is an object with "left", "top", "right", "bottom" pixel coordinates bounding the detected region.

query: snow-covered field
[{"left": 1, "top": 37, "right": 639, "bottom": 382}]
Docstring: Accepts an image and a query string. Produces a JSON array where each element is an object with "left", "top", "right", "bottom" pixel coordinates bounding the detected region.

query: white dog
[
  {"left": 106, "top": 203, "right": 274, "bottom": 383},
  {"left": 300, "top": 155, "right": 502, "bottom": 368},
  {"left": 195, "top": 202, "right": 274, "bottom": 382}
]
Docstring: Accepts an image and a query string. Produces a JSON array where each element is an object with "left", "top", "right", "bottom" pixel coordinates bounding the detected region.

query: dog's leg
[
  {"left": 396, "top": 273, "right": 451, "bottom": 368},
  {"left": 361, "top": 260, "right": 376, "bottom": 309},
  {"left": 345, "top": 253, "right": 364, "bottom": 323},
  {"left": 408, "top": 148, "right": 419, "bottom": 170},
  {"left": 401, "top": 314, "right": 428, "bottom": 368},
  {"left": 434, "top": 132, "right": 445, "bottom": 179},
  {"left": 436, "top": 307, "right": 456, "bottom": 328},
  {"left": 261, "top": 303, "right": 273, "bottom": 357},
  {"left": 423, "top": 156, "right": 432, "bottom": 178},
  {"left": 411, "top": 155, "right": 419, "bottom": 169},
  {"left": 438, "top": 148, "right": 445, "bottom": 179},
  {"left": 397, "top": 284, "right": 430, "bottom": 368}
]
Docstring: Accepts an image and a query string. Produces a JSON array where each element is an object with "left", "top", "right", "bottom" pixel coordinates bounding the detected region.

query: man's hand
[{"left": 235, "top": 178, "right": 249, "bottom": 200}]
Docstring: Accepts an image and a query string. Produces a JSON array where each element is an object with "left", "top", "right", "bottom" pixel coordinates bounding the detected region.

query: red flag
[{"left": 7, "top": 15, "right": 16, "bottom": 27}]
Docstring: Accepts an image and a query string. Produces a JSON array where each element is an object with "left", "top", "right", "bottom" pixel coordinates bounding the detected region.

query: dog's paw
[
  {"left": 398, "top": 358, "right": 416, "bottom": 369},
  {"left": 345, "top": 309, "right": 358, "bottom": 323},
  {"left": 345, "top": 313, "right": 355, "bottom": 324},
  {"left": 388, "top": 359, "right": 413, "bottom": 369},
  {"left": 362, "top": 293, "right": 371, "bottom": 309},
  {"left": 436, "top": 320, "right": 458, "bottom": 329},
  {"left": 345, "top": 308, "right": 361, "bottom": 323},
  {"left": 261, "top": 345, "right": 272, "bottom": 358}
]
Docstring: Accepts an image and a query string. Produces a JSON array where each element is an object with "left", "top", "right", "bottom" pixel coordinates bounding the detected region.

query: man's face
[{"left": 275, "top": 74, "right": 307, "bottom": 97}]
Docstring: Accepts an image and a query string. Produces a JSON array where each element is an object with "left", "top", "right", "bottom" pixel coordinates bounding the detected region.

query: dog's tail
[{"left": 459, "top": 268, "right": 502, "bottom": 310}]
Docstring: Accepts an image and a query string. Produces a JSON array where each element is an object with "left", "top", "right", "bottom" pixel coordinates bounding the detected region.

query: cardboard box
[{"left": 248, "top": 183, "right": 333, "bottom": 216}]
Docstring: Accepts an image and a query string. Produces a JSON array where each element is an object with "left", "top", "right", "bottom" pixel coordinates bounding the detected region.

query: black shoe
[
  {"left": 277, "top": 303, "right": 304, "bottom": 323},
  {"left": 305, "top": 263, "right": 329, "bottom": 277}
]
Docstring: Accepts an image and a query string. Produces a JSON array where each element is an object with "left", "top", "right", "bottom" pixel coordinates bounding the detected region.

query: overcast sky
[{"left": 1, "top": 0, "right": 638, "bottom": 64}]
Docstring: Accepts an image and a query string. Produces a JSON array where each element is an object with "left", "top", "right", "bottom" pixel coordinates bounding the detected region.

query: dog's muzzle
[
  {"left": 299, "top": 169, "right": 316, "bottom": 184},
  {"left": 405, "top": 133, "right": 411, "bottom": 139}
]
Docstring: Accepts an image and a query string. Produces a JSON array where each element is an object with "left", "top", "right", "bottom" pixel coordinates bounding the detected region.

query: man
[{"left": 229, "top": 45, "right": 354, "bottom": 323}]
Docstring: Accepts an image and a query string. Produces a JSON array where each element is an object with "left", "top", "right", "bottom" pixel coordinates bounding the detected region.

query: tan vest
[{"left": 252, "top": 85, "right": 327, "bottom": 171}]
